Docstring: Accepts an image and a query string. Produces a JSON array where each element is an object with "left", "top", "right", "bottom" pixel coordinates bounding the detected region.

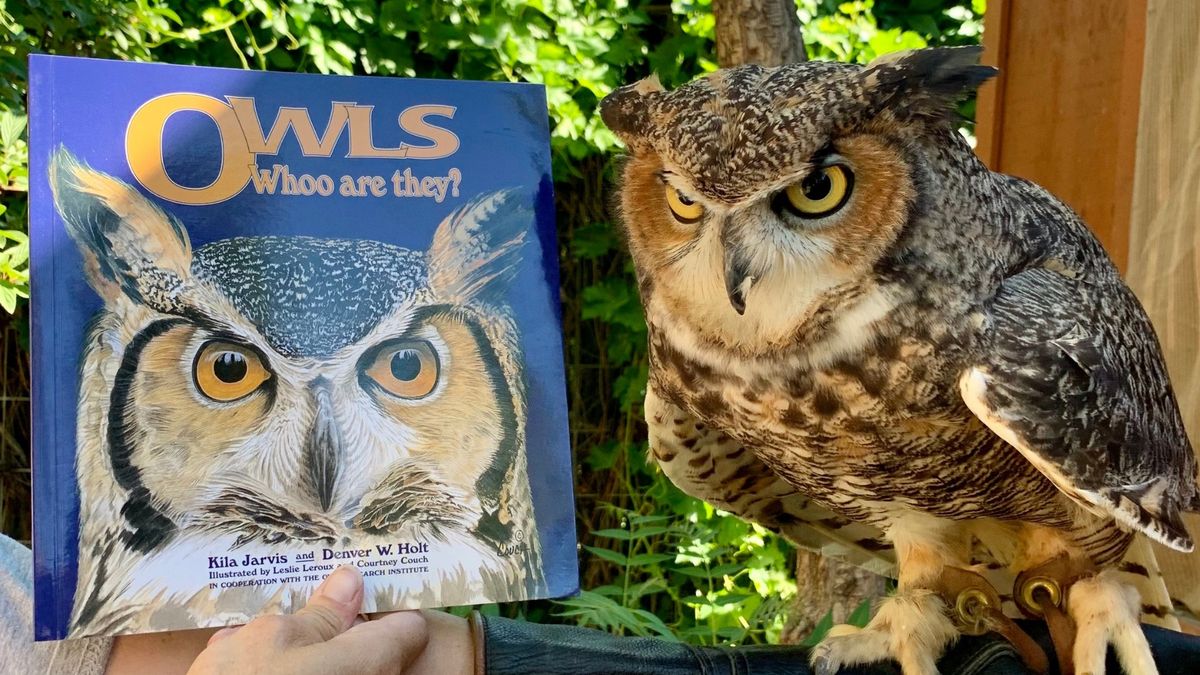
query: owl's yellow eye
[
  {"left": 781, "top": 165, "right": 853, "bottom": 218},
  {"left": 664, "top": 185, "right": 704, "bottom": 224},
  {"left": 364, "top": 340, "right": 440, "bottom": 400},
  {"left": 193, "top": 341, "right": 271, "bottom": 402}
]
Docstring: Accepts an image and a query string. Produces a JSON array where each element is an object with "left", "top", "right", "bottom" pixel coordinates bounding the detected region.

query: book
[{"left": 29, "top": 55, "right": 578, "bottom": 640}]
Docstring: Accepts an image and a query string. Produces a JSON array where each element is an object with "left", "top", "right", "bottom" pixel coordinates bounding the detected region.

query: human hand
[{"left": 187, "top": 565, "right": 429, "bottom": 675}]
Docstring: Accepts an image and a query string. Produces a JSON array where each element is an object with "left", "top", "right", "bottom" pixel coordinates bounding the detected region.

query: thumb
[
  {"left": 289, "top": 565, "right": 364, "bottom": 644},
  {"left": 305, "top": 611, "right": 430, "bottom": 674}
]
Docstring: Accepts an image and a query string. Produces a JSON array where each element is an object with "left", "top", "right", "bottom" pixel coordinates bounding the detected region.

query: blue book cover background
[{"left": 30, "top": 55, "right": 577, "bottom": 640}]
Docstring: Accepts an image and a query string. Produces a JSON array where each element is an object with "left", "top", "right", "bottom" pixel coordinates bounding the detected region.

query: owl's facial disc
[{"left": 617, "top": 131, "right": 918, "bottom": 351}]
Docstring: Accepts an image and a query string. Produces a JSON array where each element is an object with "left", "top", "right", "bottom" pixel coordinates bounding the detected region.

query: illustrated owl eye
[
  {"left": 193, "top": 341, "right": 272, "bottom": 402},
  {"left": 664, "top": 186, "right": 704, "bottom": 224},
  {"left": 364, "top": 340, "right": 440, "bottom": 400},
  {"left": 778, "top": 164, "right": 854, "bottom": 218}
]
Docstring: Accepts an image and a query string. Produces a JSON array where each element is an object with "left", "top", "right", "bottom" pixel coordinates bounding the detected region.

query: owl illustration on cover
[{"left": 49, "top": 147, "right": 543, "bottom": 637}]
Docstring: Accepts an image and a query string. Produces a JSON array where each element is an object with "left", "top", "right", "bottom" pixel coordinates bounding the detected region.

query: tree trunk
[
  {"left": 709, "top": 0, "right": 887, "bottom": 643},
  {"left": 712, "top": 0, "right": 808, "bottom": 68},
  {"left": 782, "top": 550, "right": 888, "bottom": 643}
]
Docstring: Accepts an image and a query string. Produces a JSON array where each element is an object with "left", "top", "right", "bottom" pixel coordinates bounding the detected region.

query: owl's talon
[
  {"left": 810, "top": 623, "right": 877, "bottom": 675},
  {"left": 810, "top": 629, "right": 889, "bottom": 675},
  {"left": 808, "top": 591, "right": 956, "bottom": 675},
  {"left": 810, "top": 654, "right": 835, "bottom": 675}
]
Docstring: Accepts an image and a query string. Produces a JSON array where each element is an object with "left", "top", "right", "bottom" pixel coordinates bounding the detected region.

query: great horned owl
[
  {"left": 50, "top": 148, "right": 542, "bottom": 638},
  {"left": 600, "top": 47, "right": 1198, "bottom": 675}
]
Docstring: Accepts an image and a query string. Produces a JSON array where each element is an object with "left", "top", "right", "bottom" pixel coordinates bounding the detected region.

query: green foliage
[
  {"left": 800, "top": 0, "right": 984, "bottom": 63},
  {"left": 0, "top": 0, "right": 980, "bottom": 646},
  {"left": 0, "top": 227, "right": 27, "bottom": 314},
  {"left": 0, "top": 107, "right": 27, "bottom": 311}
]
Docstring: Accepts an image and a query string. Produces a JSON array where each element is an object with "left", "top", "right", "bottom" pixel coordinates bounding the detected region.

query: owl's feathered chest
[
  {"left": 649, "top": 314, "right": 963, "bottom": 451},
  {"left": 646, "top": 300, "right": 1061, "bottom": 525}
]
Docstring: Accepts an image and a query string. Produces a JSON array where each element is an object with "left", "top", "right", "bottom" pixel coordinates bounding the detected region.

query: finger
[
  {"left": 207, "top": 625, "right": 242, "bottom": 646},
  {"left": 301, "top": 611, "right": 430, "bottom": 673},
  {"left": 289, "top": 565, "right": 364, "bottom": 645}
]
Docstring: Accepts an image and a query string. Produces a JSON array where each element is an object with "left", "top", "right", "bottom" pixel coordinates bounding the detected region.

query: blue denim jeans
[{"left": 479, "top": 614, "right": 1200, "bottom": 674}]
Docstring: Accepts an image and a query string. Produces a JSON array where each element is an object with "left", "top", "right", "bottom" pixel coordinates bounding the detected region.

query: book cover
[{"left": 29, "top": 55, "right": 577, "bottom": 640}]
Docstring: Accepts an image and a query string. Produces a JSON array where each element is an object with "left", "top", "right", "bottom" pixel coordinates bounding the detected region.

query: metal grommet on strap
[
  {"left": 954, "top": 587, "right": 995, "bottom": 636},
  {"left": 1017, "top": 576, "right": 1062, "bottom": 616}
]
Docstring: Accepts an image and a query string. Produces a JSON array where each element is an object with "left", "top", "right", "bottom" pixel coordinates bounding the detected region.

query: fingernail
[{"left": 318, "top": 565, "right": 361, "bottom": 604}]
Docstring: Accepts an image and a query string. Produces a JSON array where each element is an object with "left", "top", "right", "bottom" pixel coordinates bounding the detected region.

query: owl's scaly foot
[
  {"left": 1066, "top": 570, "right": 1158, "bottom": 675},
  {"left": 1015, "top": 554, "right": 1159, "bottom": 675},
  {"left": 810, "top": 590, "right": 958, "bottom": 675}
]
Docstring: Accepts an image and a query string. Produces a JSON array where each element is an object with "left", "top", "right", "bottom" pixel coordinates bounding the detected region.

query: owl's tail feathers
[
  {"left": 1152, "top": 513, "right": 1200, "bottom": 635},
  {"left": 1116, "top": 535, "right": 1182, "bottom": 632},
  {"left": 766, "top": 494, "right": 897, "bottom": 578},
  {"left": 1096, "top": 481, "right": 1195, "bottom": 553}
]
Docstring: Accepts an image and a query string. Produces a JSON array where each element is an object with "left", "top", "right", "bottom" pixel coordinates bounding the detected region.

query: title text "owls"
[{"left": 124, "top": 93, "right": 459, "bottom": 205}]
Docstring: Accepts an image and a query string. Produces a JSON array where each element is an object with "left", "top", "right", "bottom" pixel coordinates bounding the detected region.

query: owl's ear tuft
[
  {"left": 599, "top": 74, "right": 665, "bottom": 150},
  {"left": 50, "top": 147, "right": 193, "bottom": 311},
  {"left": 427, "top": 189, "right": 530, "bottom": 305},
  {"left": 860, "top": 46, "right": 997, "bottom": 122}
]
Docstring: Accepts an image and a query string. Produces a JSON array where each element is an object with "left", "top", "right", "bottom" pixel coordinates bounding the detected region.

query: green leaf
[
  {"left": 627, "top": 525, "right": 671, "bottom": 539},
  {"left": 582, "top": 545, "right": 629, "bottom": 566},
  {"left": 667, "top": 565, "right": 712, "bottom": 579},
  {"left": 328, "top": 39, "right": 357, "bottom": 64},
  {"left": 0, "top": 112, "right": 26, "bottom": 146},
  {"left": 627, "top": 553, "right": 674, "bottom": 566},
  {"left": 711, "top": 593, "right": 753, "bottom": 606},
  {"left": 581, "top": 277, "right": 644, "bottom": 330},
  {"left": 570, "top": 221, "right": 617, "bottom": 259},
  {"left": 554, "top": 590, "right": 677, "bottom": 639},
  {"left": 629, "top": 513, "right": 673, "bottom": 525},
  {"left": 631, "top": 608, "right": 679, "bottom": 640},
  {"left": 583, "top": 439, "right": 620, "bottom": 470},
  {"left": 847, "top": 598, "right": 874, "bottom": 627},
  {"left": 201, "top": 7, "right": 235, "bottom": 26},
  {"left": 590, "top": 584, "right": 626, "bottom": 597},
  {"left": 590, "top": 528, "right": 633, "bottom": 540},
  {"left": 0, "top": 285, "right": 16, "bottom": 313},
  {"left": 801, "top": 610, "right": 835, "bottom": 647}
]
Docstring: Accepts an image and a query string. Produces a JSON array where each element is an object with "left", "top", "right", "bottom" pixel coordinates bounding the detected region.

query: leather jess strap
[
  {"left": 932, "top": 557, "right": 1099, "bottom": 675},
  {"left": 1038, "top": 595, "right": 1077, "bottom": 674},
  {"left": 1014, "top": 554, "right": 1098, "bottom": 675},
  {"left": 931, "top": 566, "right": 1051, "bottom": 674}
]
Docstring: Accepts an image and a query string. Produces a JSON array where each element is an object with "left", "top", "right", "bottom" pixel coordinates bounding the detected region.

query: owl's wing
[
  {"left": 646, "top": 386, "right": 896, "bottom": 576},
  {"left": 960, "top": 266, "right": 1198, "bottom": 552}
]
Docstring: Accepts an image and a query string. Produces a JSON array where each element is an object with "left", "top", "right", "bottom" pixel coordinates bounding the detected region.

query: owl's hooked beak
[
  {"left": 306, "top": 378, "right": 343, "bottom": 512},
  {"left": 721, "top": 226, "right": 754, "bottom": 316}
]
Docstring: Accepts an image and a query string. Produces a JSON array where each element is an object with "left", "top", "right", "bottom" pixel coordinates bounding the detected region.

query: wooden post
[{"left": 974, "top": 0, "right": 1147, "bottom": 270}]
